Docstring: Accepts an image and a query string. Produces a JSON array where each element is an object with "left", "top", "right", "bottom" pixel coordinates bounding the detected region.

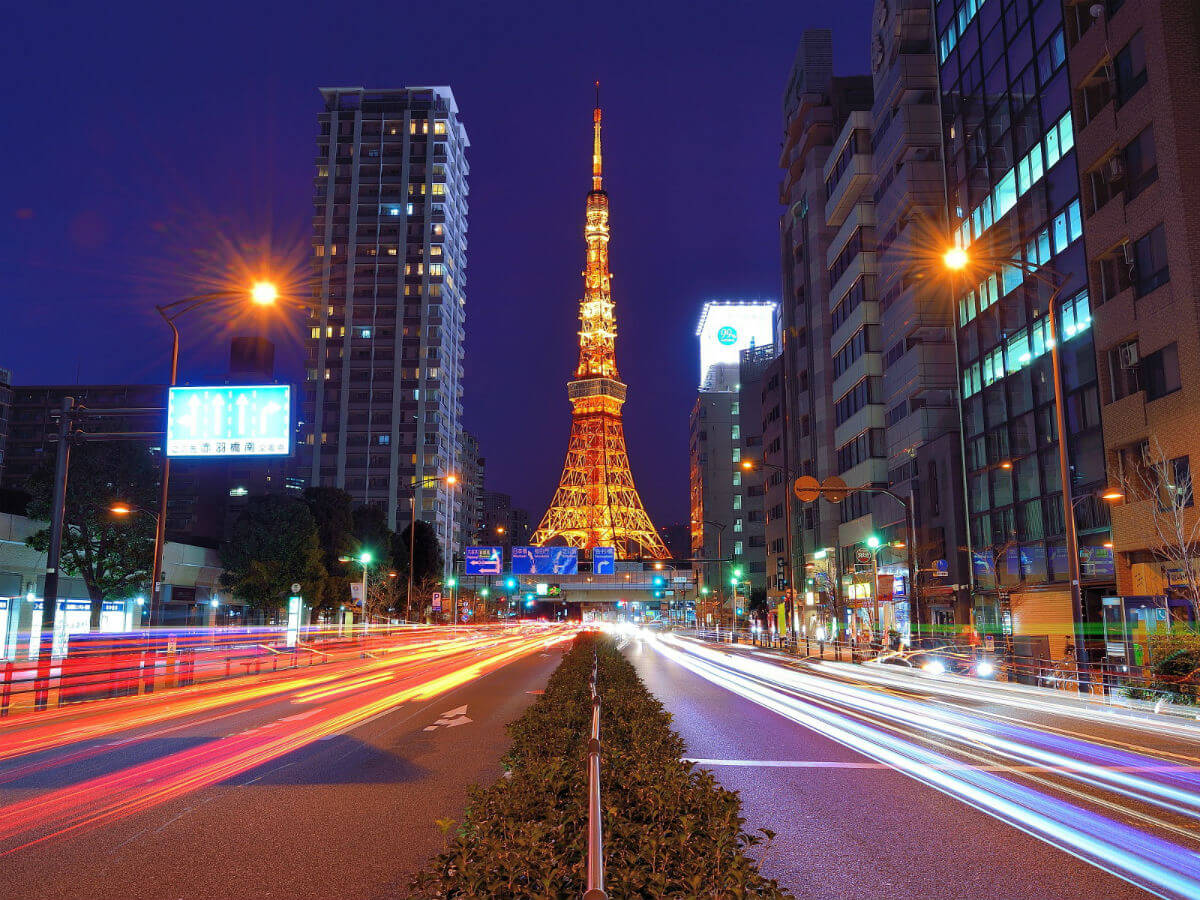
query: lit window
[
  {"left": 406, "top": 203, "right": 414, "bottom": 215},
  {"left": 360, "top": 328, "right": 371, "bottom": 339},
  {"left": 434, "top": 121, "right": 447, "bottom": 135}
]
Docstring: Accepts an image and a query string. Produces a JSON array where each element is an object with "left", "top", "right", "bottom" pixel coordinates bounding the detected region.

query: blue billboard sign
[
  {"left": 512, "top": 546, "right": 579, "bottom": 575},
  {"left": 592, "top": 546, "right": 616, "bottom": 575},
  {"left": 464, "top": 547, "right": 503, "bottom": 575},
  {"left": 166, "top": 385, "right": 291, "bottom": 457}
]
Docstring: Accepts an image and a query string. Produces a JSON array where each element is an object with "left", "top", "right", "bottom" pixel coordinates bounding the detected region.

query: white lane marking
[{"left": 442, "top": 704, "right": 469, "bottom": 718}]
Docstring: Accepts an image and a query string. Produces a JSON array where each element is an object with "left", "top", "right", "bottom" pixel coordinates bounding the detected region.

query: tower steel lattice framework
[{"left": 530, "top": 90, "right": 669, "bottom": 560}]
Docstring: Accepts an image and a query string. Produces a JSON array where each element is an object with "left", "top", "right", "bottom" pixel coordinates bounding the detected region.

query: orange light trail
[{"left": 0, "top": 628, "right": 572, "bottom": 855}]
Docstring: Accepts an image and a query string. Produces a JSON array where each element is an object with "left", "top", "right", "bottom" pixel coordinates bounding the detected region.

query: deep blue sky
[{"left": 4, "top": 0, "right": 873, "bottom": 525}]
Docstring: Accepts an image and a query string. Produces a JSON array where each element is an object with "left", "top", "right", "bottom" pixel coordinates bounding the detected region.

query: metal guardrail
[{"left": 584, "top": 651, "right": 606, "bottom": 900}]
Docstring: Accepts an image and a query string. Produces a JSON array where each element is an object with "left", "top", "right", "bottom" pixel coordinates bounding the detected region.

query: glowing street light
[
  {"left": 943, "top": 246, "right": 969, "bottom": 271},
  {"left": 110, "top": 504, "right": 132, "bottom": 515},
  {"left": 866, "top": 535, "right": 882, "bottom": 549},
  {"left": 250, "top": 281, "right": 279, "bottom": 305}
]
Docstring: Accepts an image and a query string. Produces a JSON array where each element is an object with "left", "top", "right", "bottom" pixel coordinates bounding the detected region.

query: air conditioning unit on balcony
[{"left": 1118, "top": 342, "right": 1140, "bottom": 369}]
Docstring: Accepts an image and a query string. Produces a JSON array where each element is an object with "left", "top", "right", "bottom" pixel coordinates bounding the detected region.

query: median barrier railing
[{"left": 584, "top": 651, "right": 606, "bottom": 900}]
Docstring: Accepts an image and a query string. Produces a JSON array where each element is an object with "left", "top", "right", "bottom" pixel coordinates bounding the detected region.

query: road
[
  {"left": 626, "top": 631, "right": 1200, "bottom": 900},
  {"left": 0, "top": 626, "right": 570, "bottom": 900}
]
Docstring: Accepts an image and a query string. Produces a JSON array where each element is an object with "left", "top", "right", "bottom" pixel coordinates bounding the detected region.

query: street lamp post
[
  {"left": 701, "top": 520, "right": 726, "bottom": 627},
  {"left": 110, "top": 503, "right": 160, "bottom": 621},
  {"left": 150, "top": 282, "right": 278, "bottom": 626},
  {"left": 944, "top": 249, "right": 1090, "bottom": 664},
  {"left": 743, "top": 459, "right": 796, "bottom": 640},
  {"left": 338, "top": 551, "right": 372, "bottom": 635},
  {"left": 405, "top": 473, "right": 457, "bottom": 623}
]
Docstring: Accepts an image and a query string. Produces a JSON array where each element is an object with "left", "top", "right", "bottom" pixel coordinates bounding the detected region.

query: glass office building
[{"left": 937, "top": 0, "right": 1113, "bottom": 655}]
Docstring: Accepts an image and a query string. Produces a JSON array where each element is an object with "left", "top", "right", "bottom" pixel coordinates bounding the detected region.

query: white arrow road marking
[{"left": 426, "top": 705, "right": 472, "bottom": 730}]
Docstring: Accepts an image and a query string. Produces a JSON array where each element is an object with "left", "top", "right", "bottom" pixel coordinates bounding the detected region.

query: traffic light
[
  {"left": 480, "top": 587, "right": 490, "bottom": 598},
  {"left": 446, "top": 576, "right": 457, "bottom": 588},
  {"left": 652, "top": 575, "right": 665, "bottom": 588},
  {"left": 653, "top": 590, "right": 663, "bottom": 599},
  {"left": 866, "top": 534, "right": 881, "bottom": 549},
  {"left": 736, "top": 607, "right": 744, "bottom": 616},
  {"left": 505, "top": 576, "right": 518, "bottom": 590},
  {"left": 732, "top": 566, "right": 744, "bottom": 579}
]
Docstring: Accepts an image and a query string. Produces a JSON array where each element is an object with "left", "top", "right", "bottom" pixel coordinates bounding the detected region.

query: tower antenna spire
[{"left": 592, "top": 80, "right": 603, "bottom": 192}]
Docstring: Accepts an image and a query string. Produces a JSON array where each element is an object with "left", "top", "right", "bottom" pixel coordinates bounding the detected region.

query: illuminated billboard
[
  {"left": 696, "top": 301, "right": 778, "bottom": 389},
  {"left": 464, "top": 547, "right": 503, "bottom": 575},
  {"left": 166, "top": 385, "right": 291, "bottom": 457},
  {"left": 512, "top": 547, "right": 579, "bottom": 575}
]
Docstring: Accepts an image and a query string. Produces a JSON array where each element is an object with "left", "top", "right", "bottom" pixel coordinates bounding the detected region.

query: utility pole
[{"left": 34, "top": 397, "right": 74, "bottom": 709}]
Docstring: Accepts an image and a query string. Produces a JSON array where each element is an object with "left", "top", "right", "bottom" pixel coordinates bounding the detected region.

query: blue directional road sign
[
  {"left": 166, "top": 385, "right": 291, "bottom": 457},
  {"left": 512, "top": 546, "right": 579, "bottom": 575},
  {"left": 592, "top": 546, "right": 616, "bottom": 575},
  {"left": 464, "top": 547, "right": 503, "bottom": 575}
]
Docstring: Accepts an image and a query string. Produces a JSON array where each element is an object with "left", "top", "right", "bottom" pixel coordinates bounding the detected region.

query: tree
[
  {"left": 365, "top": 570, "right": 404, "bottom": 622},
  {"left": 392, "top": 520, "right": 444, "bottom": 584},
  {"left": 353, "top": 504, "right": 395, "bottom": 568},
  {"left": 303, "top": 487, "right": 355, "bottom": 617},
  {"left": 25, "top": 441, "right": 159, "bottom": 628},
  {"left": 1117, "top": 436, "right": 1200, "bottom": 620},
  {"left": 220, "top": 494, "right": 326, "bottom": 617}
]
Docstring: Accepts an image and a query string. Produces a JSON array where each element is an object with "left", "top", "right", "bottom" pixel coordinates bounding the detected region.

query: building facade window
[{"left": 1133, "top": 224, "right": 1170, "bottom": 297}]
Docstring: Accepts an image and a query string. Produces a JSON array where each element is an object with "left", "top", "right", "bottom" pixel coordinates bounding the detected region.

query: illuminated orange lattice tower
[{"left": 531, "top": 88, "right": 669, "bottom": 560}]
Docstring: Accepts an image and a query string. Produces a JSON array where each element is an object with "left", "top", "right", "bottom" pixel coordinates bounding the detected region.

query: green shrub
[{"left": 411, "top": 633, "right": 793, "bottom": 899}]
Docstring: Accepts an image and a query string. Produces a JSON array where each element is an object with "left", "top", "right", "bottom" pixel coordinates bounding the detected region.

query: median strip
[{"left": 411, "top": 632, "right": 793, "bottom": 898}]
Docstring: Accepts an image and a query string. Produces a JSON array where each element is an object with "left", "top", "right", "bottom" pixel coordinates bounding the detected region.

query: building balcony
[
  {"left": 825, "top": 154, "right": 874, "bottom": 228},
  {"left": 1100, "top": 389, "right": 1148, "bottom": 448},
  {"left": 1074, "top": 105, "right": 1117, "bottom": 173}
]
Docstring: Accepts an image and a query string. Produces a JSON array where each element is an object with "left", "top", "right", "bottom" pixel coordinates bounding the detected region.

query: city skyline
[{"left": 1, "top": 0, "right": 875, "bottom": 525}]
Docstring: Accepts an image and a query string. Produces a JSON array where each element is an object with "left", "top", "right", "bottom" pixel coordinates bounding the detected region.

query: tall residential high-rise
[
  {"left": 1065, "top": 2, "right": 1200, "bottom": 612},
  {"left": 689, "top": 301, "right": 777, "bottom": 606},
  {"left": 459, "top": 429, "right": 485, "bottom": 545},
  {"left": 937, "top": 0, "right": 1112, "bottom": 657},
  {"left": 773, "top": 30, "right": 873, "bottom": 628},
  {"left": 531, "top": 95, "right": 668, "bottom": 559},
  {"left": 869, "top": 0, "right": 969, "bottom": 628},
  {"left": 303, "top": 87, "right": 469, "bottom": 565}
]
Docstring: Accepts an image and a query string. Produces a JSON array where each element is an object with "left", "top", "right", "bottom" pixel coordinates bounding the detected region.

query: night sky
[{"left": 4, "top": 0, "right": 874, "bottom": 526}]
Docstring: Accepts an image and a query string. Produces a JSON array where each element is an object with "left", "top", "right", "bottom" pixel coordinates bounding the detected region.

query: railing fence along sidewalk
[
  {"left": 681, "top": 625, "right": 1200, "bottom": 707},
  {"left": 583, "top": 650, "right": 607, "bottom": 900},
  {"left": 0, "top": 623, "right": 448, "bottom": 717}
]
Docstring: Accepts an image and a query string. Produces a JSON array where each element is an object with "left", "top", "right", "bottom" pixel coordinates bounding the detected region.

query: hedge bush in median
[{"left": 411, "top": 632, "right": 793, "bottom": 899}]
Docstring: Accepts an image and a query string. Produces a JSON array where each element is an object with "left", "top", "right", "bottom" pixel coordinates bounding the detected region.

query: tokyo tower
[{"left": 530, "top": 88, "right": 670, "bottom": 560}]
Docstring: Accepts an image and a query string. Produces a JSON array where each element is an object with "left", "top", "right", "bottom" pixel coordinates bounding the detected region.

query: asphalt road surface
[
  {"left": 0, "top": 628, "right": 567, "bottom": 899},
  {"left": 626, "top": 632, "right": 1200, "bottom": 900}
]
